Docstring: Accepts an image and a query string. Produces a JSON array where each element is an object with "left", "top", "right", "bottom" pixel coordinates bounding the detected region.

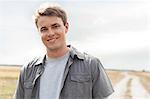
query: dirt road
[{"left": 109, "top": 72, "right": 150, "bottom": 99}]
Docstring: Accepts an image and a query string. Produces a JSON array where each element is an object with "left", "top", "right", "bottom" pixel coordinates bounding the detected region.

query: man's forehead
[{"left": 37, "top": 16, "right": 63, "bottom": 27}]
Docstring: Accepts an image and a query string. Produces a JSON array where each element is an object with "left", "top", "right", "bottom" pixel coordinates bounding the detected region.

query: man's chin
[{"left": 47, "top": 46, "right": 59, "bottom": 51}]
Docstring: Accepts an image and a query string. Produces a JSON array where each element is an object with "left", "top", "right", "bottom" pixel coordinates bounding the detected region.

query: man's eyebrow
[
  {"left": 40, "top": 26, "right": 47, "bottom": 30},
  {"left": 40, "top": 23, "right": 60, "bottom": 29},
  {"left": 51, "top": 23, "right": 60, "bottom": 26}
]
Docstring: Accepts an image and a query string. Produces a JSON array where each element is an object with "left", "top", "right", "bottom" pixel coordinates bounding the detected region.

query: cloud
[
  {"left": 102, "top": 48, "right": 149, "bottom": 71},
  {"left": 66, "top": 1, "right": 150, "bottom": 43},
  {"left": 0, "top": 0, "right": 149, "bottom": 70}
]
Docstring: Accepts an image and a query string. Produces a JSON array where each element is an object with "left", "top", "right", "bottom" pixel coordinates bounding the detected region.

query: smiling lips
[{"left": 47, "top": 37, "right": 58, "bottom": 43}]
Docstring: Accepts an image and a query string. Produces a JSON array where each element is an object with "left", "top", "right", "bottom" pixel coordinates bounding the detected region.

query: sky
[{"left": 0, "top": 0, "right": 149, "bottom": 71}]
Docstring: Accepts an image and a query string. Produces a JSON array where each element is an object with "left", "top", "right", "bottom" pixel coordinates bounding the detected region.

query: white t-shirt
[{"left": 39, "top": 51, "right": 70, "bottom": 99}]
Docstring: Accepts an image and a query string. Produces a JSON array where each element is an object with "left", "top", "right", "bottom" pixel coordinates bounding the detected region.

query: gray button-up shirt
[{"left": 14, "top": 45, "right": 114, "bottom": 99}]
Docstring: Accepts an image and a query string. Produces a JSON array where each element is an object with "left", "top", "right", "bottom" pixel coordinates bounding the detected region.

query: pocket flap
[
  {"left": 71, "top": 74, "right": 90, "bottom": 82},
  {"left": 24, "top": 81, "right": 34, "bottom": 89}
]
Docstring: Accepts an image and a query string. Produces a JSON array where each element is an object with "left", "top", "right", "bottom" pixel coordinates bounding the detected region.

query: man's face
[{"left": 37, "top": 16, "right": 68, "bottom": 51}]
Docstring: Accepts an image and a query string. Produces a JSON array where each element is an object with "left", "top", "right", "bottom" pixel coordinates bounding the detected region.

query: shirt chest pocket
[
  {"left": 63, "top": 74, "right": 92, "bottom": 97},
  {"left": 70, "top": 74, "right": 91, "bottom": 83}
]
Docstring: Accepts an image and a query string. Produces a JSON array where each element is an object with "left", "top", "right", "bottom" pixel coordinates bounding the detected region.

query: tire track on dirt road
[
  {"left": 109, "top": 72, "right": 150, "bottom": 99},
  {"left": 130, "top": 75, "right": 150, "bottom": 99}
]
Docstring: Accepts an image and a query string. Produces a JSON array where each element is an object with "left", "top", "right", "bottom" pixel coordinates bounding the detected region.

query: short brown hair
[{"left": 33, "top": 3, "right": 67, "bottom": 28}]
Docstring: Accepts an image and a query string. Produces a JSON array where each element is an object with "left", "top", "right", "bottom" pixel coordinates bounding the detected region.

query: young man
[{"left": 14, "top": 3, "right": 114, "bottom": 99}]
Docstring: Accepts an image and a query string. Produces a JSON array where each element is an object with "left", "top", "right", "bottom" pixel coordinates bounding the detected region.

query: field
[
  {"left": 0, "top": 66, "right": 20, "bottom": 99},
  {"left": 106, "top": 70, "right": 124, "bottom": 86},
  {"left": 129, "top": 71, "right": 150, "bottom": 93},
  {"left": 0, "top": 66, "right": 150, "bottom": 99}
]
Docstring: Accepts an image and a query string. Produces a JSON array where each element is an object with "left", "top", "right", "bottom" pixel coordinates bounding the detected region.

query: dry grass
[
  {"left": 2, "top": 66, "right": 145, "bottom": 99},
  {"left": 0, "top": 66, "right": 122, "bottom": 98},
  {"left": 0, "top": 66, "right": 20, "bottom": 79},
  {"left": 129, "top": 71, "right": 150, "bottom": 93},
  {"left": 106, "top": 70, "right": 125, "bottom": 86},
  {"left": 125, "top": 78, "right": 132, "bottom": 99},
  {"left": 0, "top": 66, "right": 21, "bottom": 99}
]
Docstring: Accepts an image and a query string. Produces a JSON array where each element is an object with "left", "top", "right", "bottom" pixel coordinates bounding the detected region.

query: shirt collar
[
  {"left": 34, "top": 45, "right": 84, "bottom": 66},
  {"left": 68, "top": 45, "right": 84, "bottom": 60},
  {"left": 34, "top": 54, "right": 46, "bottom": 66}
]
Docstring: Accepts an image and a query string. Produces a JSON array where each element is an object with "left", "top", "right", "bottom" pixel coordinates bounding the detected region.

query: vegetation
[
  {"left": 0, "top": 66, "right": 149, "bottom": 99},
  {"left": 130, "top": 71, "right": 150, "bottom": 93},
  {"left": 125, "top": 78, "right": 132, "bottom": 99},
  {"left": 106, "top": 70, "right": 124, "bottom": 86},
  {"left": 0, "top": 66, "right": 20, "bottom": 99}
]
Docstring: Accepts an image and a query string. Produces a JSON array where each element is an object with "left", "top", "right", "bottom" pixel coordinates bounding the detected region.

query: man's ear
[{"left": 65, "top": 22, "right": 69, "bottom": 33}]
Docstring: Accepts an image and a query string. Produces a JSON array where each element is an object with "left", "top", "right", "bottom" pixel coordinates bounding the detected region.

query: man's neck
[{"left": 46, "top": 46, "right": 69, "bottom": 58}]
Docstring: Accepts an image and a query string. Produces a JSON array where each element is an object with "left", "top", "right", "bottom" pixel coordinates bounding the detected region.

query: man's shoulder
[
  {"left": 70, "top": 46, "right": 100, "bottom": 62},
  {"left": 82, "top": 52, "right": 100, "bottom": 63},
  {"left": 74, "top": 51, "right": 102, "bottom": 71},
  {"left": 22, "top": 55, "right": 45, "bottom": 69}
]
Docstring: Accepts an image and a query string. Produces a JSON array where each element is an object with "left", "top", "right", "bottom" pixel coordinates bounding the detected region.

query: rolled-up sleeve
[{"left": 92, "top": 58, "right": 114, "bottom": 99}]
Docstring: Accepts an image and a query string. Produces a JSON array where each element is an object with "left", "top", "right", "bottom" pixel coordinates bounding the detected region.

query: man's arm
[
  {"left": 92, "top": 58, "right": 114, "bottom": 98},
  {"left": 103, "top": 97, "right": 108, "bottom": 99}
]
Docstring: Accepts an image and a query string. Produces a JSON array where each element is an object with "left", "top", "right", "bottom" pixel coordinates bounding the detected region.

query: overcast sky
[{"left": 0, "top": 0, "right": 149, "bottom": 71}]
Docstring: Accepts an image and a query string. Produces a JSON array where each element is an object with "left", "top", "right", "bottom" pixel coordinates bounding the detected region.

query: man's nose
[{"left": 47, "top": 28, "right": 55, "bottom": 36}]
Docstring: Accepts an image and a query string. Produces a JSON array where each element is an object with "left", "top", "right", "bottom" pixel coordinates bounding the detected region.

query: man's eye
[
  {"left": 52, "top": 25, "right": 60, "bottom": 29},
  {"left": 41, "top": 28, "right": 48, "bottom": 32}
]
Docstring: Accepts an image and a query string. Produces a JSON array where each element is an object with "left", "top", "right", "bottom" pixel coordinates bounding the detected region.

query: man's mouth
[{"left": 47, "top": 37, "right": 58, "bottom": 42}]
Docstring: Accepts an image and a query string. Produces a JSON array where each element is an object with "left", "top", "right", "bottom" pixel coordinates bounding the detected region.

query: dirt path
[
  {"left": 109, "top": 72, "right": 150, "bottom": 99},
  {"left": 131, "top": 75, "right": 150, "bottom": 99}
]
